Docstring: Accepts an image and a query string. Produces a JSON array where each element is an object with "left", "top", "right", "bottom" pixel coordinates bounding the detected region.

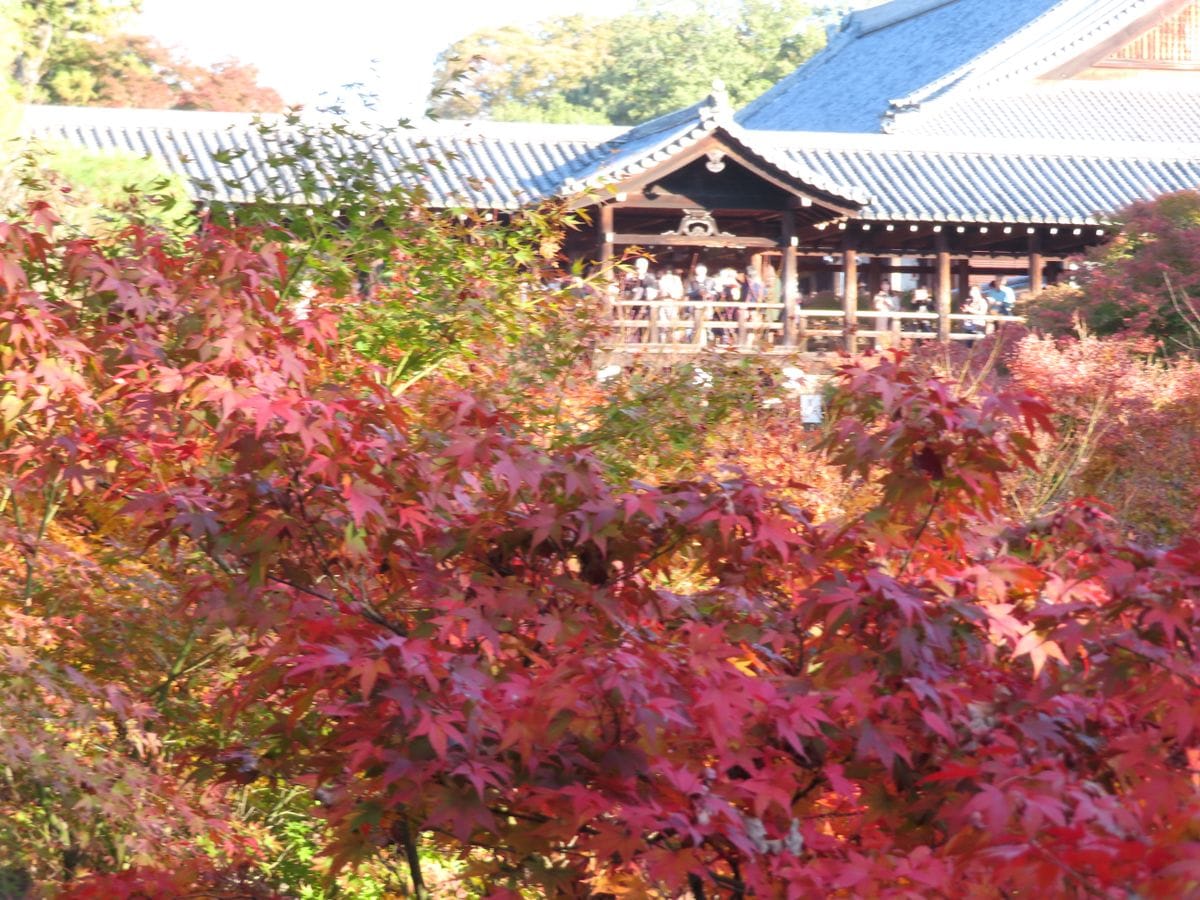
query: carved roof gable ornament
[{"left": 669, "top": 209, "right": 734, "bottom": 237}]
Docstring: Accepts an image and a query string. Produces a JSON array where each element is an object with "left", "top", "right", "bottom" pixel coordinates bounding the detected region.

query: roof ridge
[
  {"left": 20, "top": 103, "right": 630, "bottom": 143},
  {"left": 21, "top": 103, "right": 273, "bottom": 124},
  {"left": 752, "top": 128, "right": 1200, "bottom": 161},
  {"left": 848, "top": 0, "right": 959, "bottom": 36}
]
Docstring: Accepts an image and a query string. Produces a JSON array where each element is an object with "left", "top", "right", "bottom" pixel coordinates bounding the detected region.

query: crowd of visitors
[
  {"left": 604, "top": 258, "right": 1021, "bottom": 347},
  {"left": 616, "top": 259, "right": 774, "bottom": 346}
]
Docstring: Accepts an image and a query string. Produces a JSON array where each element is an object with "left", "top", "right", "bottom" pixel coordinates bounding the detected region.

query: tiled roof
[
  {"left": 22, "top": 105, "right": 623, "bottom": 209},
  {"left": 20, "top": 104, "right": 1200, "bottom": 227},
  {"left": 888, "top": 83, "right": 1200, "bottom": 144},
  {"left": 23, "top": 98, "right": 872, "bottom": 211},
  {"left": 755, "top": 131, "right": 1200, "bottom": 224},
  {"left": 561, "top": 94, "right": 720, "bottom": 194},
  {"left": 735, "top": 0, "right": 1200, "bottom": 142},
  {"left": 563, "top": 83, "right": 872, "bottom": 206},
  {"left": 890, "top": 0, "right": 1164, "bottom": 107},
  {"left": 736, "top": 0, "right": 1061, "bottom": 133}
]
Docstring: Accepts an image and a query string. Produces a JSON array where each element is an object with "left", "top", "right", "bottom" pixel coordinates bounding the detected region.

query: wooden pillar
[
  {"left": 842, "top": 243, "right": 858, "bottom": 354},
  {"left": 781, "top": 213, "right": 798, "bottom": 347},
  {"left": 1028, "top": 231, "right": 1044, "bottom": 295},
  {"left": 595, "top": 204, "right": 616, "bottom": 326},
  {"left": 598, "top": 203, "right": 614, "bottom": 276},
  {"left": 936, "top": 235, "right": 952, "bottom": 343}
]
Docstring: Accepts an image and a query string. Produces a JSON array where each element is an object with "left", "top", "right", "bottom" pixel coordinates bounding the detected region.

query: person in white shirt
[
  {"left": 964, "top": 284, "right": 988, "bottom": 337},
  {"left": 873, "top": 281, "right": 899, "bottom": 348},
  {"left": 657, "top": 268, "right": 685, "bottom": 342}
]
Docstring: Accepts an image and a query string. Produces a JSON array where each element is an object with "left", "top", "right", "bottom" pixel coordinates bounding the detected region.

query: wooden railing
[{"left": 607, "top": 301, "right": 1023, "bottom": 352}]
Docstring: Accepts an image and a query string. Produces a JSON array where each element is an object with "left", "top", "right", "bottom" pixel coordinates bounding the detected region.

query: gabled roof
[
  {"left": 736, "top": 0, "right": 1200, "bottom": 141},
  {"left": 562, "top": 82, "right": 871, "bottom": 207},
  {"left": 885, "top": 0, "right": 1166, "bottom": 110}
]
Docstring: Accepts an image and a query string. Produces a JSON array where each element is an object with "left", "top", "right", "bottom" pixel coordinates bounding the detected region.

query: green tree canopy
[
  {"left": 7, "top": 0, "right": 140, "bottom": 102},
  {"left": 430, "top": 0, "right": 837, "bottom": 125}
]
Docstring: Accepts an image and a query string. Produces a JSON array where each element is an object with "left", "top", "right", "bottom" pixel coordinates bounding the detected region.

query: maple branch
[
  {"left": 289, "top": 488, "right": 409, "bottom": 637},
  {"left": 1107, "top": 639, "right": 1200, "bottom": 692},
  {"left": 899, "top": 486, "right": 942, "bottom": 575},
  {"left": 1028, "top": 839, "right": 1107, "bottom": 898},
  {"left": 612, "top": 527, "right": 691, "bottom": 586},
  {"left": 267, "top": 573, "right": 407, "bottom": 638},
  {"left": 393, "top": 815, "right": 429, "bottom": 899},
  {"left": 11, "top": 479, "right": 63, "bottom": 605},
  {"left": 483, "top": 804, "right": 600, "bottom": 837},
  {"left": 703, "top": 840, "right": 748, "bottom": 898}
]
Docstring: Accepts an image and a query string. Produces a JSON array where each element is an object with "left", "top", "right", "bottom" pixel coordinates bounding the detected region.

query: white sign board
[{"left": 800, "top": 393, "right": 824, "bottom": 425}]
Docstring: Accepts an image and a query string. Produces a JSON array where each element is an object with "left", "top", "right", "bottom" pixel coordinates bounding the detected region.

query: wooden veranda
[{"left": 565, "top": 117, "right": 1103, "bottom": 354}]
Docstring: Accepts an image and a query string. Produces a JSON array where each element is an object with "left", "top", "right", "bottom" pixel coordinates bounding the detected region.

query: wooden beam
[
  {"left": 617, "top": 194, "right": 786, "bottom": 213},
  {"left": 782, "top": 261, "right": 1053, "bottom": 275},
  {"left": 610, "top": 232, "right": 782, "bottom": 249}
]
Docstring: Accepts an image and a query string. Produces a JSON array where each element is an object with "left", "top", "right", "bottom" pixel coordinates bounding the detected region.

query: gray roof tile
[
  {"left": 724, "top": 128, "right": 1200, "bottom": 224},
  {"left": 736, "top": 0, "right": 1196, "bottom": 142},
  {"left": 890, "top": 84, "right": 1200, "bottom": 143},
  {"left": 736, "top": 0, "right": 1061, "bottom": 132},
  {"left": 20, "top": 104, "right": 1200, "bottom": 228}
]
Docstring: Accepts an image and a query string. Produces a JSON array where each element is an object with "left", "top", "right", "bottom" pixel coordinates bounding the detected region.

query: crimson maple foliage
[
  {"left": 1, "top": 204, "right": 1198, "bottom": 897},
  {"left": 1028, "top": 190, "right": 1200, "bottom": 350},
  {"left": 1005, "top": 331, "right": 1200, "bottom": 539}
]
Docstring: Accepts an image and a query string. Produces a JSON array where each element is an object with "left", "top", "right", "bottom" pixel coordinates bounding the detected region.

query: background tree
[
  {"left": 8, "top": 0, "right": 140, "bottom": 103},
  {"left": 434, "top": 15, "right": 613, "bottom": 123},
  {"left": 64, "top": 33, "right": 284, "bottom": 111},
  {"left": 431, "top": 0, "right": 834, "bottom": 124},
  {"left": 1027, "top": 191, "right": 1200, "bottom": 351},
  {"left": 5, "top": 0, "right": 283, "bottom": 111}
]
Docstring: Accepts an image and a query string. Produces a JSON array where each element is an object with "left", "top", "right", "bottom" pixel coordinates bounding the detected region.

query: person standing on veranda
[
  {"left": 873, "top": 280, "right": 898, "bottom": 348},
  {"left": 658, "top": 267, "right": 684, "bottom": 343},
  {"left": 911, "top": 281, "right": 933, "bottom": 333}
]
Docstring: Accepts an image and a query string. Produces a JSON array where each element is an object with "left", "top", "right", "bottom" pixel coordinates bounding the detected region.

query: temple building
[{"left": 22, "top": 0, "right": 1200, "bottom": 349}]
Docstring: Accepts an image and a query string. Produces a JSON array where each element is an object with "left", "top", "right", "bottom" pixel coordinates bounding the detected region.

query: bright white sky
[
  {"left": 136, "top": 0, "right": 643, "bottom": 119},
  {"left": 136, "top": 2, "right": 879, "bottom": 119}
]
